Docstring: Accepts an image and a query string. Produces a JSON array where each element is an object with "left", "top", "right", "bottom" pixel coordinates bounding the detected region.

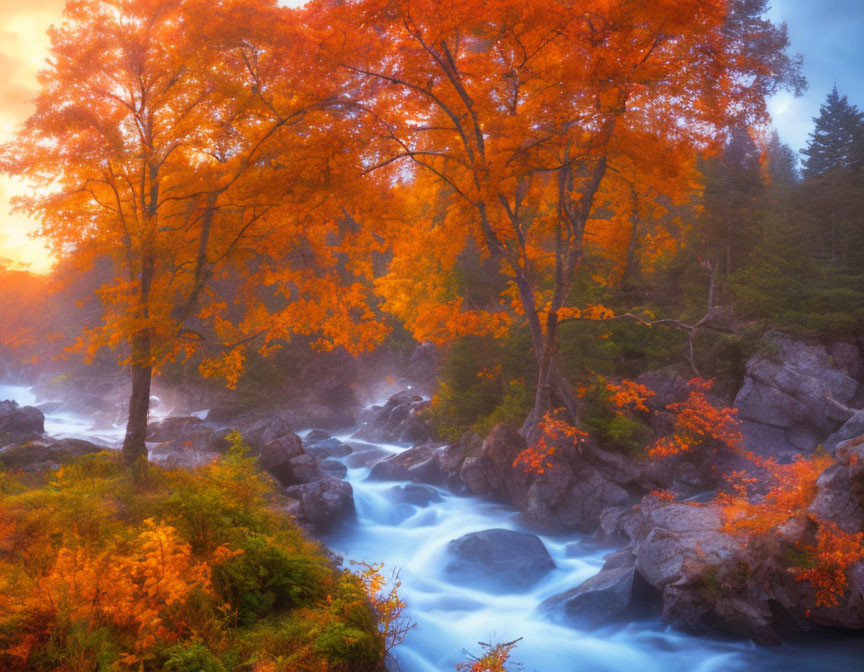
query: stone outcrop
[
  {"left": 552, "top": 441, "right": 864, "bottom": 644},
  {"left": 0, "top": 400, "right": 45, "bottom": 444},
  {"left": 353, "top": 391, "right": 434, "bottom": 445},
  {"left": 285, "top": 477, "right": 355, "bottom": 533},
  {"left": 0, "top": 436, "right": 103, "bottom": 472},
  {"left": 539, "top": 549, "right": 654, "bottom": 627},
  {"left": 433, "top": 423, "right": 629, "bottom": 531},
  {"left": 734, "top": 333, "right": 860, "bottom": 457}
]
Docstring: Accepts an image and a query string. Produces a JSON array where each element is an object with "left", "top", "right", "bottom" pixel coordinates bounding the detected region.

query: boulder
[
  {"left": 824, "top": 412, "right": 864, "bottom": 453},
  {"left": 285, "top": 477, "right": 355, "bottom": 533},
  {"left": 0, "top": 400, "right": 44, "bottom": 443},
  {"left": 146, "top": 416, "right": 231, "bottom": 454},
  {"left": 304, "top": 436, "right": 352, "bottom": 459},
  {"left": 443, "top": 529, "right": 555, "bottom": 592},
  {"left": 257, "top": 433, "right": 304, "bottom": 470},
  {"left": 539, "top": 556, "right": 652, "bottom": 627},
  {"left": 239, "top": 412, "right": 295, "bottom": 450},
  {"left": 734, "top": 333, "right": 859, "bottom": 452},
  {"left": 368, "top": 444, "right": 442, "bottom": 483},
  {"left": 388, "top": 484, "right": 443, "bottom": 507},
  {"left": 809, "top": 442, "right": 864, "bottom": 535},
  {"left": 344, "top": 445, "right": 392, "bottom": 469},
  {"left": 0, "top": 437, "right": 103, "bottom": 471},
  {"left": 353, "top": 391, "right": 434, "bottom": 445},
  {"left": 276, "top": 453, "right": 325, "bottom": 486},
  {"left": 318, "top": 459, "right": 348, "bottom": 479},
  {"left": 455, "top": 423, "right": 629, "bottom": 532}
]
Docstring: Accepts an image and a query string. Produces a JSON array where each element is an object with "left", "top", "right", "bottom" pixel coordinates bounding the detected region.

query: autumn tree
[
  {"left": 2, "top": 0, "right": 388, "bottom": 461},
  {"left": 318, "top": 0, "right": 804, "bottom": 431}
]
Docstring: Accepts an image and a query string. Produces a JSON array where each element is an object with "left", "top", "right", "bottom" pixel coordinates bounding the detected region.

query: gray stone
[
  {"left": 539, "top": 564, "right": 643, "bottom": 626},
  {"left": 0, "top": 436, "right": 103, "bottom": 471},
  {"left": 0, "top": 400, "right": 44, "bottom": 442},
  {"left": 285, "top": 477, "right": 355, "bottom": 532},
  {"left": 444, "top": 529, "right": 555, "bottom": 592}
]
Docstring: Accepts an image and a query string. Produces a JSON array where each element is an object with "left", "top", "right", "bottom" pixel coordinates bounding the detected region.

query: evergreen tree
[
  {"left": 802, "top": 85, "right": 864, "bottom": 178},
  {"left": 798, "top": 87, "right": 864, "bottom": 268},
  {"left": 699, "top": 126, "right": 765, "bottom": 279}
]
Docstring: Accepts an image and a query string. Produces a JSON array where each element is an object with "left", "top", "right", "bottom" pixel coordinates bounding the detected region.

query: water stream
[{"left": 2, "top": 382, "right": 863, "bottom": 671}]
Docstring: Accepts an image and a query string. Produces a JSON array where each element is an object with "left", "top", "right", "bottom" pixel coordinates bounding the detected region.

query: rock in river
[{"left": 443, "top": 528, "right": 554, "bottom": 592}]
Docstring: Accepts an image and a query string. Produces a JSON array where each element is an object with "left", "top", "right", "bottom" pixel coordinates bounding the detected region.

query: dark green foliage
[
  {"left": 802, "top": 85, "right": 864, "bottom": 178},
  {"left": 212, "top": 534, "right": 330, "bottom": 625},
  {"left": 162, "top": 642, "right": 226, "bottom": 672},
  {"left": 430, "top": 331, "right": 535, "bottom": 441}
]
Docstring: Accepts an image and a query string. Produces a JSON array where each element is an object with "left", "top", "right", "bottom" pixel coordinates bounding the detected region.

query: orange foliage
[
  {"left": 717, "top": 452, "right": 864, "bottom": 609},
  {"left": 6, "top": 520, "right": 238, "bottom": 665},
  {"left": 1, "top": 0, "right": 391, "bottom": 457},
  {"left": 649, "top": 378, "right": 741, "bottom": 458},
  {"left": 323, "top": 0, "right": 799, "bottom": 422},
  {"left": 718, "top": 453, "right": 833, "bottom": 537},
  {"left": 513, "top": 409, "right": 587, "bottom": 475},
  {"left": 650, "top": 489, "right": 677, "bottom": 503},
  {"left": 456, "top": 638, "right": 522, "bottom": 672},
  {"left": 791, "top": 522, "right": 864, "bottom": 608},
  {"left": 353, "top": 561, "right": 415, "bottom": 655},
  {"left": 606, "top": 380, "right": 655, "bottom": 413}
]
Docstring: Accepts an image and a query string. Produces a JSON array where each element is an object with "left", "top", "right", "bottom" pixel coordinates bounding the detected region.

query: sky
[{"left": 0, "top": 0, "right": 861, "bottom": 274}]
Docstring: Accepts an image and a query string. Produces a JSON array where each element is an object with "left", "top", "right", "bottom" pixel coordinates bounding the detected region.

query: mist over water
[{"left": 4, "top": 381, "right": 864, "bottom": 672}]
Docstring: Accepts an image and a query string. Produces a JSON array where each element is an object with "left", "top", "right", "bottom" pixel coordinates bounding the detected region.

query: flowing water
[{"left": 2, "top": 382, "right": 864, "bottom": 671}]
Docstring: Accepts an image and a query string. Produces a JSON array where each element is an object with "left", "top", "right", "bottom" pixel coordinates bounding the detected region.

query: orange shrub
[
  {"left": 716, "top": 452, "right": 864, "bottom": 610},
  {"left": 649, "top": 378, "right": 741, "bottom": 458},
  {"left": 513, "top": 409, "right": 587, "bottom": 475}
]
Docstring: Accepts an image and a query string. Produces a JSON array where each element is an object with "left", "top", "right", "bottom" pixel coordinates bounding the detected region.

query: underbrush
[{"left": 0, "top": 436, "right": 386, "bottom": 672}]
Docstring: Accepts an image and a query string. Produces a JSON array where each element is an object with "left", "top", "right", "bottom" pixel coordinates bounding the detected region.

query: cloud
[{"left": 768, "top": 0, "right": 864, "bottom": 154}]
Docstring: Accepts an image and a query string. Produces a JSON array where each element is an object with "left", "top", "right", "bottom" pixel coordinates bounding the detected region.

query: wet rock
[
  {"left": 0, "top": 400, "right": 44, "bottom": 443},
  {"left": 305, "top": 429, "right": 332, "bottom": 443},
  {"left": 456, "top": 423, "right": 629, "bottom": 532},
  {"left": 304, "top": 436, "right": 352, "bottom": 458},
  {"left": 257, "top": 433, "right": 304, "bottom": 471},
  {"left": 344, "top": 445, "right": 391, "bottom": 469},
  {"left": 239, "top": 412, "right": 295, "bottom": 450},
  {"left": 285, "top": 477, "right": 355, "bottom": 533},
  {"left": 368, "top": 444, "right": 440, "bottom": 483},
  {"left": 353, "top": 390, "right": 434, "bottom": 445},
  {"left": 318, "top": 458, "right": 348, "bottom": 479},
  {"left": 388, "top": 484, "right": 443, "bottom": 507},
  {"left": 0, "top": 436, "right": 103, "bottom": 471},
  {"left": 540, "top": 557, "right": 652, "bottom": 627},
  {"left": 443, "top": 528, "right": 555, "bottom": 592},
  {"left": 270, "top": 454, "right": 324, "bottom": 487}
]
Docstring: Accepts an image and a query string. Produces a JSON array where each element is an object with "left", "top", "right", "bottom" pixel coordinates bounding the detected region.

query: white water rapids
[{"left": 2, "top": 382, "right": 864, "bottom": 671}]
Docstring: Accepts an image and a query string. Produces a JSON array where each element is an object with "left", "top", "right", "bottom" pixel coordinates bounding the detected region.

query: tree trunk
[
  {"left": 123, "top": 353, "right": 152, "bottom": 463},
  {"left": 123, "top": 250, "right": 155, "bottom": 464}
]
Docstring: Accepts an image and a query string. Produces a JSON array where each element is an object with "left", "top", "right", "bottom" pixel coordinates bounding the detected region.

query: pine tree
[
  {"left": 802, "top": 86, "right": 864, "bottom": 178},
  {"left": 798, "top": 86, "right": 864, "bottom": 268}
]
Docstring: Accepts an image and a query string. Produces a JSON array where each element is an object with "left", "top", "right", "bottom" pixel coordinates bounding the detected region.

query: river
[{"left": 2, "top": 382, "right": 864, "bottom": 671}]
